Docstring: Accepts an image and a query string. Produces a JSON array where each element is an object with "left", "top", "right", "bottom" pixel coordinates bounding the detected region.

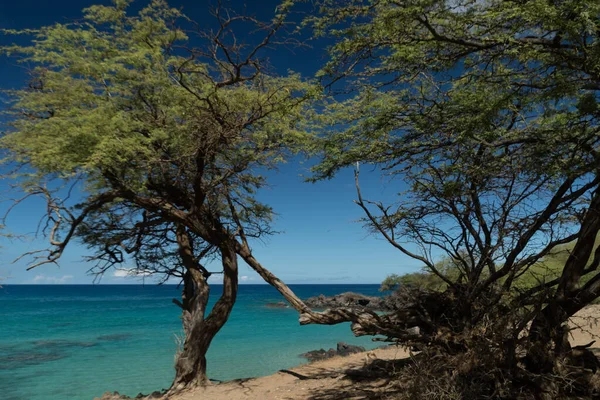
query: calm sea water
[{"left": 0, "top": 284, "right": 382, "bottom": 400}]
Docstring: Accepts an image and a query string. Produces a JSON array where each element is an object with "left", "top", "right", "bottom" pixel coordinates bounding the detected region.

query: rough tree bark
[
  {"left": 527, "top": 189, "right": 600, "bottom": 373},
  {"left": 236, "top": 247, "right": 419, "bottom": 338},
  {"left": 170, "top": 228, "right": 238, "bottom": 392}
]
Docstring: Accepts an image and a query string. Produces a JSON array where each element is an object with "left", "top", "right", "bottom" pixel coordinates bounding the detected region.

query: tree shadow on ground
[{"left": 303, "top": 357, "right": 412, "bottom": 400}]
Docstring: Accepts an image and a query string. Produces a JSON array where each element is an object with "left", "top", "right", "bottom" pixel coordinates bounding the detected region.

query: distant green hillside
[
  {"left": 514, "top": 236, "right": 600, "bottom": 291},
  {"left": 382, "top": 237, "right": 600, "bottom": 294}
]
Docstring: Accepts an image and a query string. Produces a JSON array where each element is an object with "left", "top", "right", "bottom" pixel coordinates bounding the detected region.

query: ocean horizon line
[{"left": 1, "top": 282, "right": 383, "bottom": 286}]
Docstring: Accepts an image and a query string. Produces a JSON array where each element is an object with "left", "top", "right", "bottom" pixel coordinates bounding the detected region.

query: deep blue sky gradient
[{"left": 0, "top": 0, "right": 421, "bottom": 284}]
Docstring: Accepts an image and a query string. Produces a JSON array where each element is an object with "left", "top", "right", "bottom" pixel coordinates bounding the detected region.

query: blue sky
[{"left": 0, "top": 0, "right": 422, "bottom": 284}]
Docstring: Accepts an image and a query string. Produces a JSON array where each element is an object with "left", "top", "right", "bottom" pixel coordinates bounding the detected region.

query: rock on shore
[
  {"left": 303, "top": 292, "right": 389, "bottom": 311},
  {"left": 264, "top": 301, "right": 289, "bottom": 309},
  {"left": 300, "top": 342, "right": 366, "bottom": 362},
  {"left": 94, "top": 389, "right": 165, "bottom": 400}
]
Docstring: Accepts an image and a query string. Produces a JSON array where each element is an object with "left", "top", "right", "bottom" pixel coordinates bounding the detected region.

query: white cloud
[
  {"left": 113, "top": 269, "right": 130, "bottom": 278},
  {"left": 113, "top": 268, "right": 153, "bottom": 278},
  {"left": 31, "top": 274, "right": 74, "bottom": 284},
  {"left": 240, "top": 275, "right": 256, "bottom": 282}
]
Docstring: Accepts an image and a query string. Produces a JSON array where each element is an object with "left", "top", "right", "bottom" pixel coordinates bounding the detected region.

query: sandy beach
[
  {"left": 172, "top": 345, "right": 409, "bottom": 400},
  {"left": 148, "top": 306, "right": 600, "bottom": 400}
]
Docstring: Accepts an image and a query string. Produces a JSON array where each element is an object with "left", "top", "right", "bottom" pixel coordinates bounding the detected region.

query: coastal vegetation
[
  {"left": 309, "top": 0, "right": 600, "bottom": 398},
  {"left": 0, "top": 0, "right": 405, "bottom": 393},
  {"left": 2, "top": 0, "right": 600, "bottom": 399},
  {"left": 380, "top": 237, "right": 600, "bottom": 293},
  {"left": 0, "top": 0, "right": 318, "bottom": 391}
]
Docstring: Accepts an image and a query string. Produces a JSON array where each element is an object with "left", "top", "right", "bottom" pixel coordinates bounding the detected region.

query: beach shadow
[
  {"left": 215, "top": 378, "right": 257, "bottom": 398},
  {"left": 304, "top": 358, "right": 411, "bottom": 400},
  {"left": 280, "top": 366, "right": 341, "bottom": 380}
]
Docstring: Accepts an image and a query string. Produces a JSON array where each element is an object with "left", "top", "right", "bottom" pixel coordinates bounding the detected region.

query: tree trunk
[
  {"left": 526, "top": 302, "right": 571, "bottom": 374},
  {"left": 236, "top": 247, "right": 396, "bottom": 335},
  {"left": 172, "top": 269, "right": 211, "bottom": 389},
  {"left": 170, "top": 237, "right": 239, "bottom": 392},
  {"left": 526, "top": 190, "right": 600, "bottom": 374}
]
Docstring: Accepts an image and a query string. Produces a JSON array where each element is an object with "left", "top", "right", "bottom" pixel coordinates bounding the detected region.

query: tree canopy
[
  {"left": 314, "top": 0, "right": 600, "bottom": 311},
  {"left": 0, "top": 1, "right": 404, "bottom": 389},
  {"left": 0, "top": 0, "right": 318, "bottom": 390},
  {"left": 0, "top": 0, "right": 318, "bottom": 282},
  {"left": 310, "top": 0, "right": 600, "bottom": 397},
  {"left": 6, "top": 0, "right": 600, "bottom": 397},
  {"left": 2, "top": 0, "right": 312, "bottom": 251}
]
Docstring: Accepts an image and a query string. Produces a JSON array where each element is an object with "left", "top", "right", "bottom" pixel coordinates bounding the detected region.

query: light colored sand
[
  {"left": 173, "top": 345, "right": 410, "bottom": 400},
  {"left": 568, "top": 305, "right": 600, "bottom": 346},
  {"left": 158, "top": 306, "right": 600, "bottom": 400}
]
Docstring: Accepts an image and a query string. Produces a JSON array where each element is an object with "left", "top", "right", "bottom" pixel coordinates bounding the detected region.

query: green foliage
[
  {"left": 311, "top": 0, "right": 600, "bottom": 299},
  {"left": 380, "top": 256, "right": 464, "bottom": 291},
  {"left": 312, "top": 0, "right": 600, "bottom": 180},
  {"left": 0, "top": 0, "right": 324, "bottom": 292},
  {"left": 380, "top": 272, "right": 445, "bottom": 291},
  {"left": 384, "top": 236, "right": 600, "bottom": 297},
  {"left": 314, "top": 4, "right": 600, "bottom": 394},
  {"left": 0, "top": 0, "right": 317, "bottom": 264},
  {"left": 514, "top": 235, "right": 600, "bottom": 291},
  {"left": 0, "top": 2, "right": 321, "bottom": 386},
  {"left": 2, "top": 2, "right": 313, "bottom": 182}
]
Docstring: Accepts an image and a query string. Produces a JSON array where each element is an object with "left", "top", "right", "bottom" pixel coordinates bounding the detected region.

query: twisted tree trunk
[
  {"left": 170, "top": 229, "right": 238, "bottom": 392},
  {"left": 172, "top": 269, "right": 211, "bottom": 389},
  {"left": 527, "top": 191, "right": 600, "bottom": 374},
  {"left": 236, "top": 247, "right": 415, "bottom": 337}
]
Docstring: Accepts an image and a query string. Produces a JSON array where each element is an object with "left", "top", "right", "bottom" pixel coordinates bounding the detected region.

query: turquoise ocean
[{"left": 0, "top": 284, "right": 382, "bottom": 400}]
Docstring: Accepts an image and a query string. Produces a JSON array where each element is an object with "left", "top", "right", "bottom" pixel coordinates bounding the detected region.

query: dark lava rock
[
  {"left": 336, "top": 342, "right": 366, "bottom": 356},
  {"left": 0, "top": 350, "right": 67, "bottom": 369},
  {"left": 303, "top": 292, "right": 389, "bottom": 311},
  {"left": 94, "top": 391, "right": 131, "bottom": 400},
  {"left": 95, "top": 389, "right": 167, "bottom": 400},
  {"left": 300, "top": 342, "right": 367, "bottom": 362},
  {"left": 264, "top": 301, "right": 289, "bottom": 309},
  {"left": 300, "top": 348, "right": 337, "bottom": 362}
]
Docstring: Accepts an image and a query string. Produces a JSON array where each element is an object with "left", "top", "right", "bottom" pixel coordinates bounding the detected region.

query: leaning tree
[
  {"left": 0, "top": 1, "right": 398, "bottom": 391},
  {"left": 0, "top": 0, "right": 326, "bottom": 390},
  {"left": 306, "top": 0, "right": 600, "bottom": 398}
]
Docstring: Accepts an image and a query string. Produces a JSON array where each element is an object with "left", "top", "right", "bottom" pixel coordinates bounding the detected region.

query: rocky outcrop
[
  {"left": 264, "top": 301, "right": 289, "bottom": 309},
  {"left": 94, "top": 392, "right": 131, "bottom": 400},
  {"left": 300, "top": 348, "right": 337, "bottom": 361},
  {"left": 94, "top": 390, "right": 165, "bottom": 400},
  {"left": 263, "top": 291, "right": 394, "bottom": 312},
  {"left": 300, "top": 342, "right": 366, "bottom": 362},
  {"left": 303, "top": 292, "right": 389, "bottom": 311},
  {"left": 336, "top": 342, "right": 367, "bottom": 356}
]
